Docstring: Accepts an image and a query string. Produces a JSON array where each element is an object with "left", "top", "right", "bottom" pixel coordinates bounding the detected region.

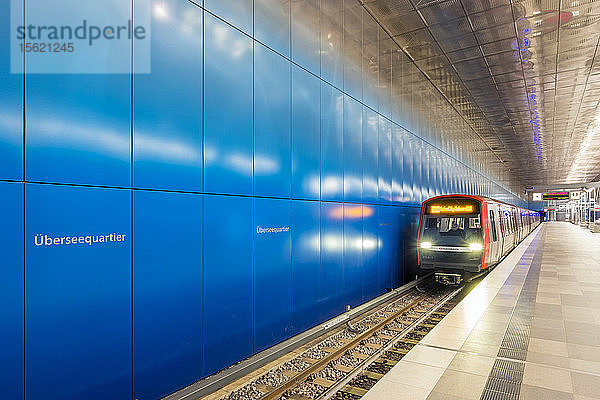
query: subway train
[{"left": 417, "top": 195, "right": 541, "bottom": 285}]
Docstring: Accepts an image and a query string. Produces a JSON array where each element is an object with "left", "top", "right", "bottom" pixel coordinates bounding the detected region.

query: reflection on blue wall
[
  {"left": 0, "top": 1, "right": 528, "bottom": 400},
  {"left": 320, "top": 202, "right": 344, "bottom": 320},
  {"left": 204, "top": 13, "right": 253, "bottom": 195},
  {"left": 134, "top": 0, "right": 203, "bottom": 191},
  {"left": 254, "top": 43, "right": 291, "bottom": 197},
  {"left": 0, "top": 1, "right": 22, "bottom": 180},
  {"left": 321, "top": 83, "right": 344, "bottom": 202},
  {"left": 292, "top": 65, "right": 320, "bottom": 200},
  {"left": 291, "top": 200, "right": 321, "bottom": 333}
]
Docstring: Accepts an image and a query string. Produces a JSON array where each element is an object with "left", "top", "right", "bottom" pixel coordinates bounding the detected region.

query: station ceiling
[{"left": 363, "top": 0, "right": 600, "bottom": 186}]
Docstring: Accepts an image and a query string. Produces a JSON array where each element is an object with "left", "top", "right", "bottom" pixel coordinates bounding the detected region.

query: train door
[
  {"left": 502, "top": 209, "right": 513, "bottom": 255},
  {"left": 514, "top": 210, "right": 521, "bottom": 243},
  {"left": 512, "top": 207, "right": 519, "bottom": 246},
  {"left": 488, "top": 205, "right": 500, "bottom": 264},
  {"left": 497, "top": 208, "right": 506, "bottom": 256}
]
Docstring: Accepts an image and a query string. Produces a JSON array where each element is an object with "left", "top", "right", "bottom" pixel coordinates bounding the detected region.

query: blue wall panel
[
  {"left": 25, "top": 1, "right": 130, "bottom": 187},
  {"left": 343, "top": 204, "right": 363, "bottom": 307},
  {"left": 0, "top": 182, "right": 23, "bottom": 400},
  {"left": 204, "top": 14, "right": 253, "bottom": 195},
  {"left": 361, "top": 205, "right": 379, "bottom": 301},
  {"left": 25, "top": 184, "right": 131, "bottom": 400},
  {"left": 254, "top": 198, "right": 292, "bottom": 351},
  {"left": 26, "top": 78, "right": 130, "bottom": 187},
  {"left": 343, "top": 96, "right": 362, "bottom": 202},
  {"left": 255, "top": 0, "right": 290, "bottom": 57},
  {"left": 204, "top": 195, "right": 252, "bottom": 375},
  {"left": 402, "top": 133, "right": 413, "bottom": 203},
  {"left": 412, "top": 138, "right": 423, "bottom": 203},
  {"left": 422, "top": 145, "right": 431, "bottom": 199},
  {"left": 390, "top": 207, "right": 403, "bottom": 288},
  {"left": 320, "top": 202, "right": 344, "bottom": 320},
  {"left": 392, "top": 125, "right": 404, "bottom": 203},
  {"left": 133, "top": 191, "right": 202, "bottom": 400},
  {"left": 254, "top": 44, "right": 291, "bottom": 198},
  {"left": 291, "top": 200, "right": 321, "bottom": 333},
  {"left": 134, "top": 0, "right": 203, "bottom": 191},
  {"left": 321, "top": 83, "right": 344, "bottom": 201},
  {"left": 362, "top": 107, "right": 379, "bottom": 203},
  {"left": 291, "top": 65, "right": 321, "bottom": 200},
  {"left": 0, "top": 0, "right": 22, "bottom": 181},
  {"left": 377, "top": 206, "right": 392, "bottom": 291},
  {"left": 378, "top": 117, "right": 392, "bottom": 203},
  {"left": 402, "top": 208, "right": 420, "bottom": 282}
]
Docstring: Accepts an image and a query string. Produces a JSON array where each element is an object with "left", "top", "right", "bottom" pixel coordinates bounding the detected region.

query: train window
[
  {"left": 489, "top": 211, "right": 498, "bottom": 242},
  {"left": 439, "top": 217, "right": 465, "bottom": 233},
  {"left": 469, "top": 217, "right": 481, "bottom": 229}
]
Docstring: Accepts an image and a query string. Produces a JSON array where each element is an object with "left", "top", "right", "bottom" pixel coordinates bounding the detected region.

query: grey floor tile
[
  {"left": 464, "top": 329, "right": 505, "bottom": 347},
  {"left": 571, "top": 372, "right": 600, "bottom": 398},
  {"left": 531, "top": 317, "right": 564, "bottom": 330},
  {"left": 426, "top": 391, "right": 467, "bottom": 400},
  {"left": 560, "top": 294, "right": 589, "bottom": 307},
  {"left": 431, "top": 370, "right": 487, "bottom": 400},
  {"left": 460, "top": 341, "right": 500, "bottom": 358},
  {"left": 568, "top": 343, "right": 600, "bottom": 362},
  {"left": 486, "top": 305, "right": 514, "bottom": 314},
  {"left": 569, "top": 358, "right": 600, "bottom": 375},
  {"left": 528, "top": 338, "right": 569, "bottom": 357},
  {"left": 520, "top": 384, "right": 574, "bottom": 400},
  {"left": 559, "top": 275, "right": 578, "bottom": 282},
  {"left": 534, "top": 303, "right": 564, "bottom": 320},
  {"left": 564, "top": 321, "right": 600, "bottom": 335},
  {"left": 523, "top": 363, "right": 573, "bottom": 393},
  {"left": 530, "top": 325, "right": 566, "bottom": 341},
  {"left": 447, "top": 352, "right": 495, "bottom": 377},
  {"left": 526, "top": 351, "right": 571, "bottom": 369},
  {"left": 562, "top": 306, "right": 594, "bottom": 323},
  {"left": 565, "top": 331, "right": 600, "bottom": 347}
]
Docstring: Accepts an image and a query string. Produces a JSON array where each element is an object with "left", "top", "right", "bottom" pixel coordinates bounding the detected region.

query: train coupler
[{"left": 434, "top": 272, "right": 463, "bottom": 285}]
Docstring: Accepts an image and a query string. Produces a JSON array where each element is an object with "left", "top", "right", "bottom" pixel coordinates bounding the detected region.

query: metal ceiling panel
[{"left": 364, "top": 0, "right": 600, "bottom": 185}]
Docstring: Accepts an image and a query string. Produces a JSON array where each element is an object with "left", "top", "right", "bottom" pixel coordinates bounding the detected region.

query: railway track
[{"left": 211, "top": 283, "right": 467, "bottom": 400}]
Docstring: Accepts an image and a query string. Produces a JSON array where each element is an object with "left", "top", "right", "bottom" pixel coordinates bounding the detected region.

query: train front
[{"left": 418, "top": 196, "right": 484, "bottom": 285}]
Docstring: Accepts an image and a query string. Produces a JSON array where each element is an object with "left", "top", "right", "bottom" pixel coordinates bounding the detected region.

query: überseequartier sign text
[{"left": 35, "top": 233, "right": 127, "bottom": 247}]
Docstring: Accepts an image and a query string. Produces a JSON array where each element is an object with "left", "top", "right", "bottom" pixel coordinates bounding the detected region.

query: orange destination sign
[{"left": 429, "top": 204, "right": 474, "bottom": 214}]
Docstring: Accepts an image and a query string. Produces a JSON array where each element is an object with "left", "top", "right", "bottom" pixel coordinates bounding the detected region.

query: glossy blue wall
[{"left": 0, "top": 1, "right": 527, "bottom": 399}]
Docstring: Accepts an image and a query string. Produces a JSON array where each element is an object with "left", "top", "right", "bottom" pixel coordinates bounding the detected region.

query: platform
[{"left": 362, "top": 222, "right": 600, "bottom": 400}]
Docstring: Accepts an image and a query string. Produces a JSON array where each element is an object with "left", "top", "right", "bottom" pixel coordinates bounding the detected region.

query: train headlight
[
  {"left": 420, "top": 241, "right": 432, "bottom": 249},
  {"left": 469, "top": 243, "right": 483, "bottom": 251}
]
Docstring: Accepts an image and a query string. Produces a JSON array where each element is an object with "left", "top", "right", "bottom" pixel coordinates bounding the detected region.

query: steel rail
[
  {"left": 318, "top": 286, "right": 464, "bottom": 400},
  {"left": 258, "top": 293, "right": 432, "bottom": 400}
]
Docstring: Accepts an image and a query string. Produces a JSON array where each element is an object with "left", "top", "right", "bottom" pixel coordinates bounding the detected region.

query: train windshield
[
  {"left": 420, "top": 199, "right": 482, "bottom": 246},
  {"left": 423, "top": 216, "right": 481, "bottom": 237}
]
